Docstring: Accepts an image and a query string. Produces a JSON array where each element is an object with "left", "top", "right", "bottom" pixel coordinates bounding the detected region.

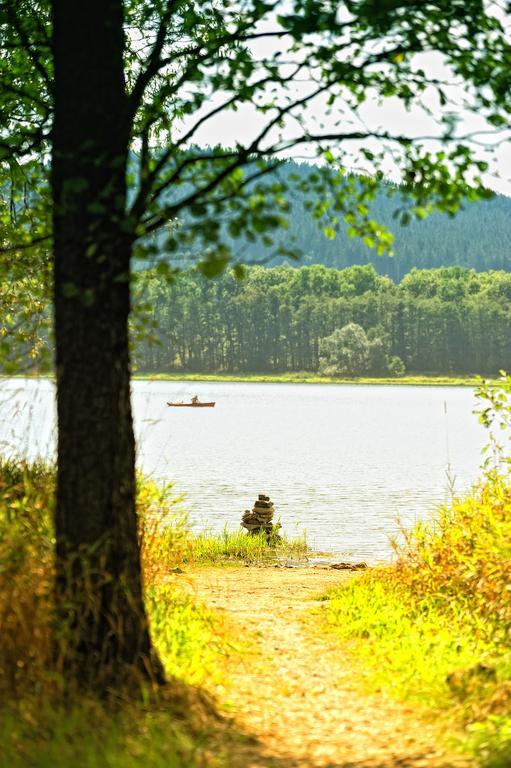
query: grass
[
  {"left": 176, "top": 526, "right": 307, "bottom": 564},
  {"left": 148, "top": 583, "right": 231, "bottom": 685},
  {"left": 13, "top": 371, "right": 493, "bottom": 386},
  {"left": 133, "top": 371, "right": 490, "bottom": 386},
  {"left": 0, "top": 458, "right": 266, "bottom": 768},
  {"left": 0, "top": 697, "right": 214, "bottom": 768},
  {"left": 324, "top": 476, "right": 511, "bottom": 766},
  {"left": 0, "top": 457, "right": 309, "bottom": 767}
]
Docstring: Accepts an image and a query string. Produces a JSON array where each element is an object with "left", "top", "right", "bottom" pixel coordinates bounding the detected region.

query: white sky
[{"left": 186, "top": 44, "right": 511, "bottom": 196}]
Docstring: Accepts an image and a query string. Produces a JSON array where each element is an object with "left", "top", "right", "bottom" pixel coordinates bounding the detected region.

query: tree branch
[
  {"left": 143, "top": 161, "right": 282, "bottom": 233},
  {"left": 127, "top": 0, "right": 182, "bottom": 120},
  {"left": 5, "top": 0, "right": 52, "bottom": 91},
  {"left": 0, "top": 234, "right": 50, "bottom": 254},
  {"left": 129, "top": 64, "right": 304, "bottom": 221}
]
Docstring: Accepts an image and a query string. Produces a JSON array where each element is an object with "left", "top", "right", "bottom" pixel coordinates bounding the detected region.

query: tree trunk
[{"left": 51, "top": 0, "right": 162, "bottom": 687}]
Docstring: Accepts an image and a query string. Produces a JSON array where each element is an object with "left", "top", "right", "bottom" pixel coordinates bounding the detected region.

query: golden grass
[{"left": 0, "top": 459, "right": 236, "bottom": 767}]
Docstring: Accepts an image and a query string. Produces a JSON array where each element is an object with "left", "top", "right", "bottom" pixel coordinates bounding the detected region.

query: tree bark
[{"left": 51, "top": 0, "right": 162, "bottom": 687}]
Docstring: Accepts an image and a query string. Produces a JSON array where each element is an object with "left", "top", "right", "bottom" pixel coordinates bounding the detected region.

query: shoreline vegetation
[
  {"left": 4, "top": 371, "right": 494, "bottom": 386},
  {"left": 134, "top": 372, "right": 490, "bottom": 386},
  {"left": 324, "top": 474, "right": 511, "bottom": 767}
]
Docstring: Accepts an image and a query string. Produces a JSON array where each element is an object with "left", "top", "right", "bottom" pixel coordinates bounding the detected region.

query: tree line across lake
[{"left": 134, "top": 264, "right": 511, "bottom": 377}]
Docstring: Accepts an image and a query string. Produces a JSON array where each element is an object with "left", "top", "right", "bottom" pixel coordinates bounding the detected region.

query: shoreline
[
  {"left": 4, "top": 371, "right": 491, "bottom": 386},
  {"left": 133, "top": 372, "right": 488, "bottom": 386}
]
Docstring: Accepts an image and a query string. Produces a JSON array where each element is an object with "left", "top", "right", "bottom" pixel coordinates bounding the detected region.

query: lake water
[{"left": 0, "top": 378, "right": 487, "bottom": 562}]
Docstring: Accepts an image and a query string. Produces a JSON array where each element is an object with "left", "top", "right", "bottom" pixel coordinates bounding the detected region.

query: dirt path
[{"left": 181, "top": 566, "right": 473, "bottom": 768}]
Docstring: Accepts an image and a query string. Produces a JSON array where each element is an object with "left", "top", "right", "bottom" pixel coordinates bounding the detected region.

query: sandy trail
[{"left": 182, "top": 566, "right": 473, "bottom": 768}]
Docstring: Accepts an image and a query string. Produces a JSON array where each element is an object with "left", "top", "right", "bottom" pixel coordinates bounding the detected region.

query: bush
[
  {"left": 387, "top": 355, "right": 406, "bottom": 377},
  {"left": 319, "top": 323, "right": 370, "bottom": 376}
]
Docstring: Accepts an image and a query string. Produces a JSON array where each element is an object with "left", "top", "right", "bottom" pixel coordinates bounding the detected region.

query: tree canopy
[{"left": 148, "top": 159, "right": 511, "bottom": 280}]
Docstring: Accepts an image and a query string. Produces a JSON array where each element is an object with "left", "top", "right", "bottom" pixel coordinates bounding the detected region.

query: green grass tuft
[
  {"left": 188, "top": 525, "right": 308, "bottom": 564},
  {"left": 148, "top": 583, "right": 230, "bottom": 685},
  {"left": 0, "top": 697, "right": 207, "bottom": 768}
]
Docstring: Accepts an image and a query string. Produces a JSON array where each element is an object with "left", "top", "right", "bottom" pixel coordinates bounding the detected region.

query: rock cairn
[{"left": 241, "top": 494, "right": 281, "bottom": 540}]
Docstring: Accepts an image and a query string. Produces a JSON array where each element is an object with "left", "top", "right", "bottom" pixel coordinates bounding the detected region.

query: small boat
[{"left": 167, "top": 401, "right": 215, "bottom": 408}]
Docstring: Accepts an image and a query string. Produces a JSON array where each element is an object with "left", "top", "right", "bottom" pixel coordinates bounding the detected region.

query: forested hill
[
  {"left": 169, "top": 160, "right": 511, "bottom": 279},
  {"left": 225, "top": 162, "right": 511, "bottom": 278}
]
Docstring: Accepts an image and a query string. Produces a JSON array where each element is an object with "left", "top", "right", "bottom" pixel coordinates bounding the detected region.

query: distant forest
[
  {"left": 134, "top": 265, "right": 511, "bottom": 376},
  {"left": 160, "top": 160, "right": 511, "bottom": 280}
]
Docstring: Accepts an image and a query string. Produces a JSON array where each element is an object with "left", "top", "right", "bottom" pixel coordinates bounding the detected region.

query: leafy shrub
[
  {"left": 387, "top": 354, "right": 406, "bottom": 376},
  {"left": 319, "top": 323, "right": 371, "bottom": 376}
]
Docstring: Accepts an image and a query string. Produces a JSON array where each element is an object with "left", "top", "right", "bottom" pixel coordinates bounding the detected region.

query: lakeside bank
[
  {"left": 133, "top": 372, "right": 490, "bottom": 386},
  {"left": 4, "top": 371, "right": 495, "bottom": 386}
]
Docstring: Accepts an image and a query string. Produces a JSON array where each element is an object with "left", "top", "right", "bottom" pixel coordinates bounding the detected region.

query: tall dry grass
[
  {"left": 0, "top": 459, "right": 55, "bottom": 694},
  {"left": 0, "top": 460, "right": 234, "bottom": 767},
  {"left": 326, "top": 477, "right": 511, "bottom": 765}
]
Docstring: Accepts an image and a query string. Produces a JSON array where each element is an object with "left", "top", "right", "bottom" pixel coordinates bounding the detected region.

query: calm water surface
[{"left": 0, "top": 379, "right": 487, "bottom": 561}]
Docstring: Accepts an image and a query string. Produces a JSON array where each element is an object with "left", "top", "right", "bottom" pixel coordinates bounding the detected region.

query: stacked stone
[{"left": 241, "top": 494, "right": 280, "bottom": 539}]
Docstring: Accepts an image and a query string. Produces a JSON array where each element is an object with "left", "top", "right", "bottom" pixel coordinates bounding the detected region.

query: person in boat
[{"left": 191, "top": 395, "right": 199, "bottom": 404}]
